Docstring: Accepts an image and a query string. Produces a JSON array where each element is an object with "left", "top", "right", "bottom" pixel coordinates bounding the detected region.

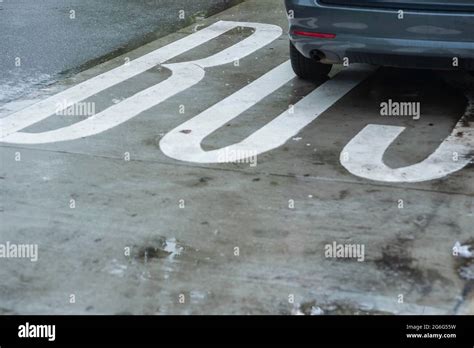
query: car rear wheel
[{"left": 290, "top": 42, "right": 332, "bottom": 80}]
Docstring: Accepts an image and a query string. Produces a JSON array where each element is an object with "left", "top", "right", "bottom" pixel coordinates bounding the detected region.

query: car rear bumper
[{"left": 286, "top": 0, "right": 474, "bottom": 69}]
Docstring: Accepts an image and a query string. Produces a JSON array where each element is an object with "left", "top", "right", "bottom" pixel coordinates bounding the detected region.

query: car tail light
[{"left": 292, "top": 30, "right": 336, "bottom": 39}]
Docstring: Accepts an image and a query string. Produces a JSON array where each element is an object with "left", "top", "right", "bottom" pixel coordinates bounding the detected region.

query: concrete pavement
[
  {"left": 0, "top": 0, "right": 473, "bottom": 315},
  {"left": 0, "top": 0, "right": 242, "bottom": 104}
]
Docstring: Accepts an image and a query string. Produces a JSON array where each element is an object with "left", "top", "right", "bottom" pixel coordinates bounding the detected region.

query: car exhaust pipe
[{"left": 310, "top": 50, "right": 326, "bottom": 62}]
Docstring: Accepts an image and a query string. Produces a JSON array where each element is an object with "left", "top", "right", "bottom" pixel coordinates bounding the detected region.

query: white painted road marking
[
  {"left": 340, "top": 118, "right": 473, "bottom": 183},
  {"left": 160, "top": 63, "right": 376, "bottom": 163},
  {"left": 0, "top": 21, "right": 282, "bottom": 143},
  {"left": 4, "top": 64, "right": 205, "bottom": 144},
  {"left": 1, "top": 17, "right": 472, "bottom": 183}
]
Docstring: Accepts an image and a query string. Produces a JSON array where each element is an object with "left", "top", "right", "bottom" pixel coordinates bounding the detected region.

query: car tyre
[{"left": 290, "top": 42, "right": 332, "bottom": 80}]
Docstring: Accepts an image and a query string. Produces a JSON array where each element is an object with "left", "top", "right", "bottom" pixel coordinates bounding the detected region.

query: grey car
[{"left": 285, "top": 0, "right": 474, "bottom": 79}]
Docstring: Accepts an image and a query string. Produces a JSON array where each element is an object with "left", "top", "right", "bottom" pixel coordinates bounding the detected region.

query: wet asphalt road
[
  {"left": 0, "top": 0, "right": 473, "bottom": 315},
  {"left": 0, "top": 0, "right": 241, "bottom": 104}
]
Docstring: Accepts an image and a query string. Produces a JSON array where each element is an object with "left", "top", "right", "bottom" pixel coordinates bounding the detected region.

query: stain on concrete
[
  {"left": 453, "top": 238, "right": 474, "bottom": 280},
  {"left": 143, "top": 136, "right": 161, "bottom": 147},
  {"left": 338, "top": 189, "right": 349, "bottom": 200},
  {"left": 0, "top": 307, "right": 17, "bottom": 315},
  {"left": 289, "top": 300, "right": 393, "bottom": 315},
  {"left": 188, "top": 176, "right": 214, "bottom": 188},
  {"left": 452, "top": 238, "right": 474, "bottom": 314},
  {"left": 135, "top": 237, "right": 184, "bottom": 262},
  {"left": 252, "top": 229, "right": 289, "bottom": 239},
  {"left": 374, "top": 236, "right": 449, "bottom": 296}
]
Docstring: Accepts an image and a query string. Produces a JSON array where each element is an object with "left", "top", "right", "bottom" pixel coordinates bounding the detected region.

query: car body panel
[
  {"left": 285, "top": 0, "right": 474, "bottom": 69},
  {"left": 320, "top": 0, "right": 474, "bottom": 12}
]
